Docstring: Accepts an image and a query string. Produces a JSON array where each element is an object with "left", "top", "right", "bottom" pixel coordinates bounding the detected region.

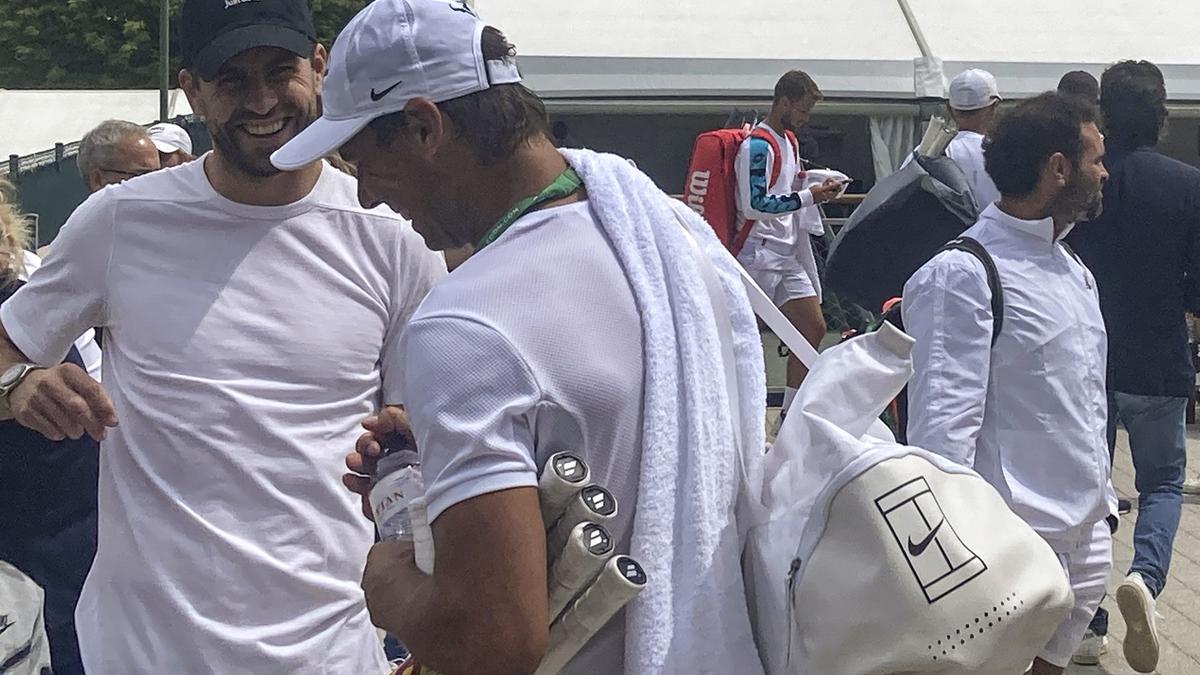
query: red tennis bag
[{"left": 682, "top": 126, "right": 796, "bottom": 256}]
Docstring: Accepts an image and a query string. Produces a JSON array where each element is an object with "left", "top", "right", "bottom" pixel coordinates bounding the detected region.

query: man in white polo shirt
[
  {"left": 0, "top": 0, "right": 445, "bottom": 672},
  {"left": 276, "top": 1, "right": 766, "bottom": 672},
  {"left": 904, "top": 92, "right": 1113, "bottom": 675},
  {"left": 944, "top": 68, "right": 1004, "bottom": 210}
]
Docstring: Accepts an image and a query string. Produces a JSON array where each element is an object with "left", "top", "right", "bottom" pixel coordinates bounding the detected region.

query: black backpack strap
[
  {"left": 937, "top": 236, "right": 1004, "bottom": 346},
  {"left": 1059, "top": 240, "right": 1082, "bottom": 265}
]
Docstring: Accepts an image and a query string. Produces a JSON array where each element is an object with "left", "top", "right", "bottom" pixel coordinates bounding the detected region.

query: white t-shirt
[
  {"left": 19, "top": 251, "right": 102, "bottom": 381},
  {"left": 945, "top": 130, "right": 1002, "bottom": 211},
  {"left": 0, "top": 158, "right": 446, "bottom": 674},
  {"left": 401, "top": 201, "right": 645, "bottom": 673}
]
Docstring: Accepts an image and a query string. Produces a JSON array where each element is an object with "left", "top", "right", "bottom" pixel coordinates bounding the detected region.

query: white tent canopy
[
  {"left": 6, "top": 2, "right": 1200, "bottom": 159},
  {"left": 480, "top": 0, "right": 1200, "bottom": 105},
  {"left": 0, "top": 89, "right": 192, "bottom": 160}
]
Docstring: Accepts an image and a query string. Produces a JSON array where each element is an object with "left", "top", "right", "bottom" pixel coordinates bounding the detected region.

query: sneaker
[
  {"left": 1183, "top": 475, "right": 1200, "bottom": 496},
  {"left": 1072, "top": 630, "right": 1108, "bottom": 665},
  {"left": 1118, "top": 497, "right": 1133, "bottom": 514},
  {"left": 1116, "top": 573, "right": 1160, "bottom": 673}
]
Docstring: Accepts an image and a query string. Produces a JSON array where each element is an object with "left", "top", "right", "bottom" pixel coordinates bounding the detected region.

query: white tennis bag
[
  {"left": 0, "top": 561, "right": 52, "bottom": 675},
  {"left": 729, "top": 267, "right": 1074, "bottom": 674}
]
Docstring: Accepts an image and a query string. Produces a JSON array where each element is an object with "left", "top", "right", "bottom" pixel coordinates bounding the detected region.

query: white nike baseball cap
[
  {"left": 147, "top": 122, "right": 194, "bottom": 155},
  {"left": 948, "top": 69, "right": 1002, "bottom": 111},
  {"left": 271, "top": 0, "right": 522, "bottom": 171}
]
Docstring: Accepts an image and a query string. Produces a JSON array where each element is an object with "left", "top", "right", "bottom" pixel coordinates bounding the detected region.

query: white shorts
[
  {"left": 737, "top": 237, "right": 819, "bottom": 306},
  {"left": 1039, "top": 519, "right": 1112, "bottom": 667}
]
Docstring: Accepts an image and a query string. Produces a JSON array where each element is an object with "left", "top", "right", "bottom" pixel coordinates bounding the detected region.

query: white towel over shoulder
[{"left": 560, "top": 149, "right": 767, "bottom": 674}]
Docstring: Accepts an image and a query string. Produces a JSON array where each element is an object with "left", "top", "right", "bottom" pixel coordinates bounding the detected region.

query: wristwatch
[{"left": 0, "top": 363, "right": 43, "bottom": 401}]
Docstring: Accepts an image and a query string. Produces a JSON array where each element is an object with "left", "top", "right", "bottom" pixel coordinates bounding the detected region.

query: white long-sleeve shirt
[
  {"left": 903, "top": 204, "right": 1114, "bottom": 551},
  {"left": 945, "top": 130, "right": 1001, "bottom": 211},
  {"left": 734, "top": 123, "right": 814, "bottom": 248},
  {"left": 898, "top": 131, "right": 1000, "bottom": 212}
]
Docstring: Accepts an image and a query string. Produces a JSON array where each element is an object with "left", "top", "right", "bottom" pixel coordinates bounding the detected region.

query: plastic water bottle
[{"left": 369, "top": 444, "right": 435, "bottom": 574}]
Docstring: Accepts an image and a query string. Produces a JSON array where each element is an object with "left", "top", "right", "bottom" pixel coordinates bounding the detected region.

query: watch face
[{"left": 0, "top": 364, "right": 26, "bottom": 389}]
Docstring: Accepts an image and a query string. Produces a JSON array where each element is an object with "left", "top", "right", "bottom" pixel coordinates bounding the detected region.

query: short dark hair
[
  {"left": 983, "top": 92, "right": 1099, "bottom": 198},
  {"left": 1057, "top": 70, "right": 1100, "bottom": 104},
  {"left": 368, "top": 27, "right": 551, "bottom": 166},
  {"left": 1100, "top": 60, "right": 1167, "bottom": 149},
  {"left": 773, "top": 70, "right": 822, "bottom": 104}
]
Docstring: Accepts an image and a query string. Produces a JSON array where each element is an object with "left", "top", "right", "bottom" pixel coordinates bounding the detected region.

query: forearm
[
  {"left": 0, "top": 320, "right": 33, "bottom": 370},
  {"left": 388, "top": 574, "right": 546, "bottom": 675},
  {"left": 0, "top": 320, "right": 34, "bottom": 421},
  {"left": 381, "top": 574, "right": 462, "bottom": 670},
  {"left": 745, "top": 187, "right": 812, "bottom": 220}
]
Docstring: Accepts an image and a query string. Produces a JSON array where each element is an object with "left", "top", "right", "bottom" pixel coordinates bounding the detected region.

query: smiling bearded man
[{"left": 0, "top": 0, "right": 446, "bottom": 672}]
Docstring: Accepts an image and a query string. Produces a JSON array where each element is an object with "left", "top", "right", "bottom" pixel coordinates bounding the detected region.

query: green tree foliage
[{"left": 0, "top": 0, "right": 367, "bottom": 89}]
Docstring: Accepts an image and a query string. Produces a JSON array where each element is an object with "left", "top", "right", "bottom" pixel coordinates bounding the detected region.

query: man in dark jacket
[
  {"left": 1066, "top": 60, "right": 1198, "bottom": 674},
  {"left": 0, "top": 281, "right": 98, "bottom": 675}
]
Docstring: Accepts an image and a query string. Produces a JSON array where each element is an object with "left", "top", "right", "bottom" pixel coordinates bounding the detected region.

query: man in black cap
[{"left": 0, "top": 1, "right": 445, "bottom": 672}]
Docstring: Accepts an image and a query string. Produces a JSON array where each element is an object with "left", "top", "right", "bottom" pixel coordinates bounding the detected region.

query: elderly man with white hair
[{"left": 75, "top": 120, "right": 160, "bottom": 193}]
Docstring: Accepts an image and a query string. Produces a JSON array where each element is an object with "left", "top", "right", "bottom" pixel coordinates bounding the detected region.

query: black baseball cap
[{"left": 180, "top": 0, "right": 318, "bottom": 81}]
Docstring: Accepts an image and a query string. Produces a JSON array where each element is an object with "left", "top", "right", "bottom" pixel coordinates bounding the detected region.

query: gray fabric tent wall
[{"left": 12, "top": 161, "right": 89, "bottom": 247}]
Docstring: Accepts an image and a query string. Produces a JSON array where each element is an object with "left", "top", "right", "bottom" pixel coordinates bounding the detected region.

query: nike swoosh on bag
[
  {"left": 370, "top": 80, "right": 404, "bottom": 102},
  {"left": 907, "top": 518, "right": 945, "bottom": 557}
]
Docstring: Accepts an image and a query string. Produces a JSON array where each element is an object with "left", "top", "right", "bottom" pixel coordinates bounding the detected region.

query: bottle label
[{"left": 370, "top": 468, "right": 418, "bottom": 541}]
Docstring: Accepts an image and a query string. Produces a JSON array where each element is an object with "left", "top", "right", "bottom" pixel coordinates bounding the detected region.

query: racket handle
[
  {"left": 538, "top": 452, "right": 591, "bottom": 527},
  {"left": 536, "top": 556, "right": 646, "bottom": 675},
  {"left": 546, "top": 486, "right": 617, "bottom": 555},
  {"left": 547, "top": 522, "right": 613, "bottom": 621}
]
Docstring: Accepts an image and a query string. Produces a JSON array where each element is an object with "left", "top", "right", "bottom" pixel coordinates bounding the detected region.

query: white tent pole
[
  {"left": 896, "top": 0, "right": 934, "bottom": 60},
  {"left": 897, "top": 0, "right": 945, "bottom": 99}
]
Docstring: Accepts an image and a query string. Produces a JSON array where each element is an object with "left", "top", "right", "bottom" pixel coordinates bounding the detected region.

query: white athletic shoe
[
  {"left": 1117, "top": 572, "right": 1160, "bottom": 673},
  {"left": 1183, "top": 475, "right": 1200, "bottom": 496},
  {"left": 1071, "top": 630, "right": 1108, "bottom": 666}
]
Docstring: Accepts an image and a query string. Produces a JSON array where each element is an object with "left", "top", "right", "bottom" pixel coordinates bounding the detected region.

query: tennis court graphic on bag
[{"left": 875, "top": 476, "right": 987, "bottom": 604}]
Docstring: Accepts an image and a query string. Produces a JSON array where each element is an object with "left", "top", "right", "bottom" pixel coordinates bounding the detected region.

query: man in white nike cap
[
  {"left": 946, "top": 68, "right": 1004, "bottom": 210},
  {"left": 146, "top": 122, "right": 195, "bottom": 167},
  {"left": 275, "top": 0, "right": 766, "bottom": 673},
  {"left": 0, "top": 0, "right": 445, "bottom": 671}
]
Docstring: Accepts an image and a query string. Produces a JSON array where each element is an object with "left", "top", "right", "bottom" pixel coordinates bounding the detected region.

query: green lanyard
[{"left": 475, "top": 167, "right": 583, "bottom": 251}]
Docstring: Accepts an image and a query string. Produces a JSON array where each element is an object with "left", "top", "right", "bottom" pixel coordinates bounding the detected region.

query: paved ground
[
  {"left": 762, "top": 335, "right": 1200, "bottom": 673},
  {"left": 1065, "top": 428, "right": 1200, "bottom": 674}
]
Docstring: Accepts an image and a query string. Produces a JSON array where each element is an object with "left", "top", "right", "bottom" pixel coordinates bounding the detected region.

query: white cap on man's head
[
  {"left": 147, "top": 122, "right": 193, "bottom": 155},
  {"left": 271, "top": 0, "right": 521, "bottom": 171},
  {"left": 948, "top": 69, "right": 1002, "bottom": 111}
]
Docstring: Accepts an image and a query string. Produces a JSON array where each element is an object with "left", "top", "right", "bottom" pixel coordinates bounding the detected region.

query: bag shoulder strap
[
  {"left": 936, "top": 236, "right": 1004, "bottom": 346},
  {"left": 784, "top": 130, "right": 800, "bottom": 163},
  {"left": 1059, "top": 240, "right": 1082, "bottom": 265},
  {"left": 749, "top": 127, "right": 787, "bottom": 187}
]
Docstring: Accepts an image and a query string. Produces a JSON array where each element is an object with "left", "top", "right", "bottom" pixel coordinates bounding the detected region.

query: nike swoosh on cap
[
  {"left": 907, "top": 518, "right": 945, "bottom": 557},
  {"left": 370, "top": 80, "right": 404, "bottom": 102}
]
